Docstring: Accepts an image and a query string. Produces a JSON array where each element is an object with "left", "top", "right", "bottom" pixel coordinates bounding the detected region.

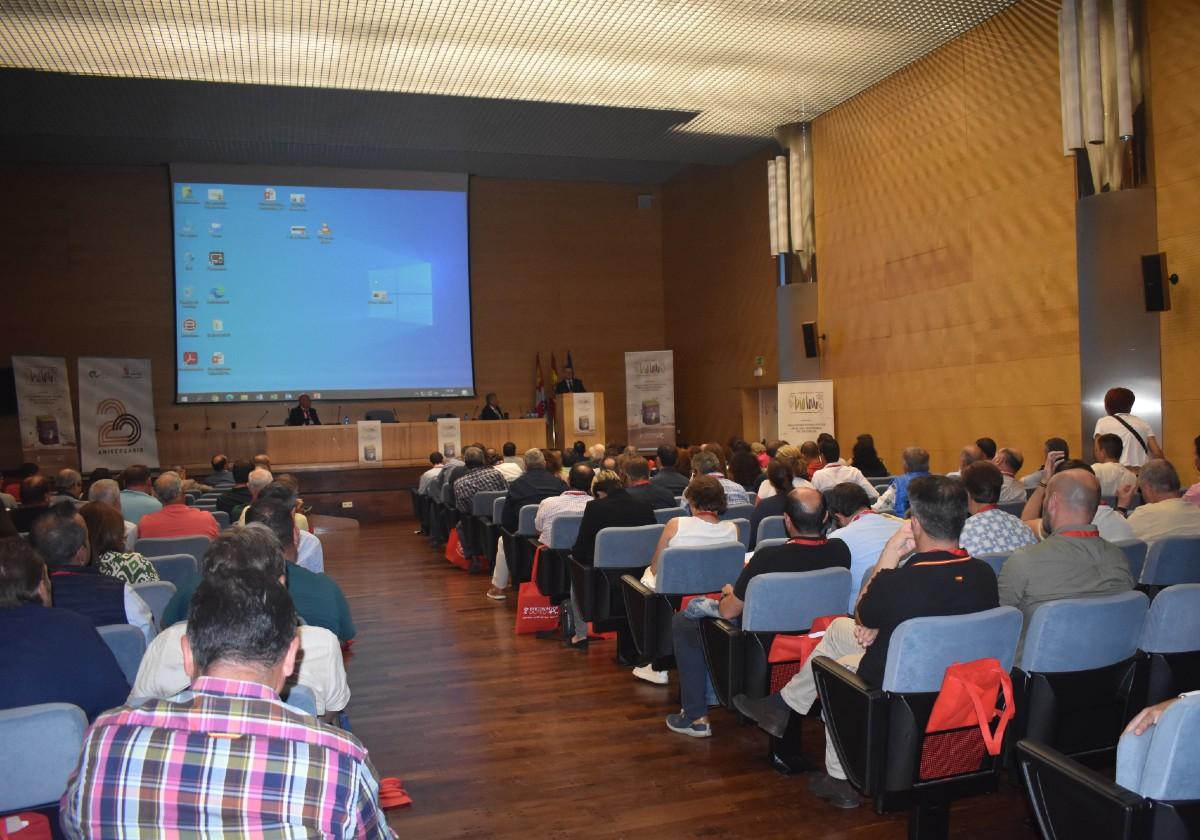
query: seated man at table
[
  {"left": 734, "top": 476, "right": 998, "bottom": 809},
  {"left": 666, "top": 488, "right": 850, "bottom": 738},
  {"left": 131, "top": 525, "right": 348, "bottom": 718},
  {"left": 61, "top": 569, "right": 393, "bottom": 839}
]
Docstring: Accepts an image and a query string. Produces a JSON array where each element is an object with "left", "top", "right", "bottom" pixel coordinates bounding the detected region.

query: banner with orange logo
[
  {"left": 12, "top": 355, "right": 79, "bottom": 471},
  {"left": 78, "top": 358, "right": 160, "bottom": 472}
]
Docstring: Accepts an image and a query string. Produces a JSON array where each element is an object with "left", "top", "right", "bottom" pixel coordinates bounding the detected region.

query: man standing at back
[
  {"left": 118, "top": 465, "right": 162, "bottom": 525},
  {"left": 137, "top": 471, "right": 219, "bottom": 540},
  {"left": 1000, "top": 466, "right": 1133, "bottom": 659},
  {"left": 61, "top": 568, "right": 393, "bottom": 839}
]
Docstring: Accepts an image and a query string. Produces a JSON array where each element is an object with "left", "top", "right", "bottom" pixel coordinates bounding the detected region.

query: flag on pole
[
  {"left": 533, "top": 353, "right": 546, "bottom": 418},
  {"left": 548, "top": 353, "right": 559, "bottom": 421}
]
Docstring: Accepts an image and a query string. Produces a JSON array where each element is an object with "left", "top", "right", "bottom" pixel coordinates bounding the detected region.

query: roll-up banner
[
  {"left": 77, "top": 357, "right": 161, "bottom": 472},
  {"left": 12, "top": 355, "right": 80, "bottom": 470},
  {"left": 436, "top": 416, "right": 462, "bottom": 459},
  {"left": 777, "top": 380, "right": 835, "bottom": 441},
  {"left": 357, "top": 420, "right": 383, "bottom": 464},
  {"left": 624, "top": 350, "right": 676, "bottom": 450}
]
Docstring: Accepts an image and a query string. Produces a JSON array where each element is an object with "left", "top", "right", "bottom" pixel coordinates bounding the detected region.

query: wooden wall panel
[
  {"left": 1150, "top": 0, "right": 1200, "bottom": 474},
  {"left": 661, "top": 150, "right": 778, "bottom": 445},
  {"left": 0, "top": 168, "right": 663, "bottom": 468},
  {"left": 812, "top": 0, "right": 1079, "bottom": 473}
]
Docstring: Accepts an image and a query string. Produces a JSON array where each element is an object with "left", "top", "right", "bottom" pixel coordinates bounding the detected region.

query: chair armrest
[
  {"left": 1015, "top": 739, "right": 1146, "bottom": 840},
  {"left": 700, "top": 618, "right": 745, "bottom": 709},
  {"left": 620, "top": 575, "right": 678, "bottom": 667},
  {"left": 812, "top": 655, "right": 888, "bottom": 796}
]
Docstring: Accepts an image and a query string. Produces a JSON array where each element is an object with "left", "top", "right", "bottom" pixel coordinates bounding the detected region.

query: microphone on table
[
  {"left": 336, "top": 404, "right": 343, "bottom": 424},
  {"left": 255, "top": 410, "right": 269, "bottom": 428},
  {"left": 204, "top": 410, "right": 211, "bottom": 432}
]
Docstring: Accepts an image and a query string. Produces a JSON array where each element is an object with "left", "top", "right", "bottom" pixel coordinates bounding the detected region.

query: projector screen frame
[{"left": 168, "top": 163, "right": 476, "bottom": 406}]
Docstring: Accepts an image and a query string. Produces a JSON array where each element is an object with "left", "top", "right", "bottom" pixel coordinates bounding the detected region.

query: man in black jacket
[
  {"left": 650, "top": 446, "right": 689, "bottom": 496},
  {"left": 563, "top": 472, "right": 657, "bottom": 648},
  {"left": 215, "top": 460, "right": 254, "bottom": 516},
  {"left": 487, "top": 449, "right": 568, "bottom": 600},
  {"left": 625, "top": 456, "right": 678, "bottom": 510},
  {"left": 285, "top": 394, "right": 321, "bottom": 426}
]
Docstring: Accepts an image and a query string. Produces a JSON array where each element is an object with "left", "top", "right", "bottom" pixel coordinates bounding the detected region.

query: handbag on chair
[
  {"left": 919, "top": 657, "right": 1015, "bottom": 780},
  {"left": 515, "top": 546, "right": 560, "bottom": 635},
  {"left": 765, "top": 614, "right": 841, "bottom": 693}
]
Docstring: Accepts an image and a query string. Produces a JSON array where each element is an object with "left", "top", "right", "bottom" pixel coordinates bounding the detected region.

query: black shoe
[
  {"left": 732, "top": 693, "right": 793, "bottom": 739},
  {"left": 808, "top": 773, "right": 861, "bottom": 809},
  {"left": 565, "top": 637, "right": 589, "bottom": 651}
]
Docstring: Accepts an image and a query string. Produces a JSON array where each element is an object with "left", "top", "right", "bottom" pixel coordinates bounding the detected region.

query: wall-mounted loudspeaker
[
  {"left": 802, "top": 321, "right": 819, "bottom": 358},
  {"left": 1141, "top": 253, "right": 1171, "bottom": 312}
]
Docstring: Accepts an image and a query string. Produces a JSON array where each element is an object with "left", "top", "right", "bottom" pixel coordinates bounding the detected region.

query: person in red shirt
[{"left": 137, "top": 471, "right": 219, "bottom": 540}]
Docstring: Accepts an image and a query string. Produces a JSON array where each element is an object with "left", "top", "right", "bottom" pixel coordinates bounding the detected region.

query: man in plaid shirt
[{"left": 60, "top": 561, "right": 394, "bottom": 839}]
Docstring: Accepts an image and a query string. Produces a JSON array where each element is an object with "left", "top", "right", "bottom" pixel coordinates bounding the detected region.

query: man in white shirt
[
  {"left": 1120, "top": 459, "right": 1200, "bottom": 545},
  {"left": 825, "top": 483, "right": 902, "bottom": 610},
  {"left": 494, "top": 442, "right": 525, "bottom": 483},
  {"left": 534, "top": 464, "right": 593, "bottom": 545},
  {"left": 810, "top": 438, "right": 879, "bottom": 500},
  {"left": 995, "top": 448, "right": 1027, "bottom": 505},
  {"left": 1093, "top": 387, "right": 1163, "bottom": 469},
  {"left": 1093, "top": 434, "right": 1136, "bottom": 497},
  {"left": 418, "top": 452, "right": 446, "bottom": 495},
  {"left": 88, "top": 478, "right": 138, "bottom": 551},
  {"left": 1022, "top": 437, "right": 1070, "bottom": 491}
]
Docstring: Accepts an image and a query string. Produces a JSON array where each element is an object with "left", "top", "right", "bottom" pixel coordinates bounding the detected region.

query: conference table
[{"left": 265, "top": 418, "right": 548, "bottom": 467}]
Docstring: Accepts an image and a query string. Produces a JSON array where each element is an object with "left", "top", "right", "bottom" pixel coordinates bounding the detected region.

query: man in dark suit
[
  {"left": 285, "top": 394, "right": 321, "bottom": 426},
  {"left": 650, "top": 446, "right": 689, "bottom": 496},
  {"left": 563, "top": 472, "right": 657, "bottom": 647},
  {"left": 554, "top": 365, "right": 587, "bottom": 394},
  {"left": 624, "top": 456, "right": 678, "bottom": 510},
  {"left": 479, "top": 393, "right": 504, "bottom": 420}
]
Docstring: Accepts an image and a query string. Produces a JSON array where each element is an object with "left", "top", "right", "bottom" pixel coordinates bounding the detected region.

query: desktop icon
[
  {"left": 284, "top": 393, "right": 293, "bottom": 399},
  {"left": 270, "top": 393, "right": 279, "bottom": 400},
  {"left": 184, "top": 252, "right": 194, "bottom": 271},
  {"left": 208, "top": 251, "right": 224, "bottom": 267},
  {"left": 313, "top": 392, "right": 321, "bottom": 399},
  {"left": 371, "top": 290, "right": 389, "bottom": 302},
  {"left": 182, "top": 318, "right": 197, "bottom": 333},
  {"left": 290, "top": 225, "right": 307, "bottom": 238},
  {"left": 211, "top": 318, "right": 224, "bottom": 331},
  {"left": 264, "top": 187, "right": 277, "bottom": 201},
  {"left": 181, "top": 222, "right": 195, "bottom": 236},
  {"left": 207, "top": 188, "right": 225, "bottom": 202},
  {"left": 210, "top": 395, "right": 220, "bottom": 402},
  {"left": 182, "top": 286, "right": 194, "bottom": 299},
  {"left": 225, "top": 394, "right": 234, "bottom": 401},
  {"left": 210, "top": 286, "right": 226, "bottom": 299},
  {"left": 319, "top": 222, "right": 331, "bottom": 236},
  {"left": 290, "top": 193, "right": 306, "bottom": 206},
  {"left": 183, "top": 351, "right": 198, "bottom": 366},
  {"left": 255, "top": 393, "right": 264, "bottom": 401},
  {"left": 180, "top": 185, "right": 193, "bottom": 200},
  {"left": 181, "top": 396, "right": 189, "bottom": 403},
  {"left": 211, "top": 352, "right": 225, "bottom": 365},
  {"left": 239, "top": 394, "right": 249, "bottom": 401},
  {"left": 209, "top": 222, "right": 222, "bottom": 236}
]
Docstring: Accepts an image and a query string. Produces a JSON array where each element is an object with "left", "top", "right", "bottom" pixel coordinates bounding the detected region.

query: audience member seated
[
  {"left": 250, "top": 481, "right": 322, "bottom": 571},
  {"left": 751, "top": 441, "right": 770, "bottom": 469},
  {"left": 487, "top": 448, "right": 569, "bottom": 601},
  {"left": 173, "top": 464, "right": 213, "bottom": 496},
  {"left": 273, "top": 473, "right": 312, "bottom": 532},
  {"left": 453, "top": 446, "right": 508, "bottom": 518},
  {"left": 131, "top": 526, "right": 349, "bottom": 718},
  {"left": 945, "top": 443, "right": 984, "bottom": 479},
  {"left": 976, "top": 436, "right": 998, "bottom": 460},
  {"left": 138, "top": 471, "right": 220, "bottom": 540},
  {"left": 1000, "top": 467, "right": 1134, "bottom": 660},
  {"left": 734, "top": 476, "right": 998, "bottom": 810},
  {"left": 418, "top": 451, "right": 445, "bottom": 496},
  {"left": 756, "top": 445, "right": 815, "bottom": 501},
  {"left": 1120, "top": 458, "right": 1200, "bottom": 544},
  {"left": 0, "top": 537, "right": 129, "bottom": 721},
  {"left": 1186, "top": 435, "right": 1200, "bottom": 506},
  {"left": 1022, "top": 457, "right": 1135, "bottom": 542},
  {"left": 564, "top": 468, "right": 656, "bottom": 647},
  {"left": 1022, "top": 437, "right": 1070, "bottom": 490},
  {"left": 651, "top": 445, "right": 690, "bottom": 495},
  {"left": 50, "top": 468, "right": 86, "bottom": 507},
  {"left": 254, "top": 453, "right": 272, "bottom": 471},
  {"left": 119, "top": 464, "right": 163, "bottom": 524},
  {"left": 688, "top": 450, "right": 751, "bottom": 508},
  {"left": 10, "top": 473, "right": 54, "bottom": 532},
  {"left": 825, "top": 482, "right": 903, "bottom": 609},
  {"left": 624, "top": 456, "right": 677, "bottom": 510},
  {"left": 165, "top": 501, "right": 354, "bottom": 642},
  {"left": 61, "top": 569, "right": 394, "bottom": 839},
  {"left": 666, "top": 488, "right": 850, "bottom": 738},
  {"left": 495, "top": 442, "right": 524, "bottom": 482},
  {"left": 530, "top": 464, "right": 595, "bottom": 555},
  {"left": 88, "top": 477, "right": 139, "bottom": 551},
  {"left": 994, "top": 447, "right": 1027, "bottom": 504},
  {"left": 809, "top": 438, "right": 879, "bottom": 499},
  {"left": 800, "top": 440, "right": 823, "bottom": 480},
  {"left": 728, "top": 449, "right": 765, "bottom": 493},
  {"left": 959, "top": 461, "right": 1036, "bottom": 556},
  {"left": 749, "top": 460, "right": 794, "bottom": 548},
  {"left": 31, "top": 501, "right": 156, "bottom": 641},
  {"left": 235, "top": 468, "right": 281, "bottom": 524},
  {"left": 850, "top": 434, "right": 889, "bottom": 478},
  {"left": 80, "top": 501, "right": 160, "bottom": 584},
  {"left": 871, "top": 447, "right": 931, "bottom": 516},
  {"left": 1093, "top": 386, "right": 1163, "bottom": 468},
  {"left": 1092, "top": 433, "right": 1136, "bottom": 497},
  {"left": 207, "top": 453, "right": 235, "bottom": 488},
  {"left": 2, "top": 461, "right": 39, "bottom": 500},
  {"left": 215, "top": 460, "right": 255, "bottom": 516}
]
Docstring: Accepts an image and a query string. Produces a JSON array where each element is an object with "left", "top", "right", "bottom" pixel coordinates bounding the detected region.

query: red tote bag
[
  {"left": 515, "top": 546, "right": 560, "bottom": 635},
  {"left": 765, "top": 614, "right": 842, "bottom": 693},
  {"left": 444, "top": 527, "right": 470, "bottom": 571},
  {"left": 919, "top": 657, "right": 1015, "bottom": 780}
]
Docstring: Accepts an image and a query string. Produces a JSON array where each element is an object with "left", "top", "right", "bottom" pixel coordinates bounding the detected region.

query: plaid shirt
[
  {"left": 60, "top": 677, "right": 394, "bottom": 839},
  {"left": 453, "top": 465, "right": 508, "bottom": 513}
]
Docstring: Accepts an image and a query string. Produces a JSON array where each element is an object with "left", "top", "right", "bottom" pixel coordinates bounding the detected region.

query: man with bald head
[
  {"left": 138, "top": 471, "right": 219, "bottom": 540},
  {"left": 947, "top": 444, "right": 985, "bottom": 479},
  {"left": 1000, "top": 466, "right": 1134, "bottom": 659},
  {"left": 665, "top": 487, "right": 850, "bottom": 739}
]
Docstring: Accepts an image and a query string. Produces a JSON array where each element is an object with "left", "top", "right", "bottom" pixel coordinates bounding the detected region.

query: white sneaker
[{"left": 632, "top": 664, "right": 668, "bottom": 685}]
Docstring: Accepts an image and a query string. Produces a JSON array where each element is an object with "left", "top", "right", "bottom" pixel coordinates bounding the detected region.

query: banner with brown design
[{"left": 78, "top": 357, "right": 160, "bottom": 472}]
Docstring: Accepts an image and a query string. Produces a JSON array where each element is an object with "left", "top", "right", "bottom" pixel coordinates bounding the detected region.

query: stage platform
[{"left": 272, "top": 463, "right": 425, "bottom": 524}]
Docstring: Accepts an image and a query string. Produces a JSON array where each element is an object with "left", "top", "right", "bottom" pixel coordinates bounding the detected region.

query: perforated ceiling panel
[{"left": 0, "top": 0, "right": 1021, "bottom": 179}]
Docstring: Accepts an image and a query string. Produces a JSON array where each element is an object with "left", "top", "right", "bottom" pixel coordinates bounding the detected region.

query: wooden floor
[{"left": 322, "top": 520, "right": 1039, "bottom": 839}]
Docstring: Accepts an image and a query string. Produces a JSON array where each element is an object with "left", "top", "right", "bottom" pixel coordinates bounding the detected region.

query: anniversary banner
[{"left": 77, "top": 357, "right": 161, "bottom": 472}]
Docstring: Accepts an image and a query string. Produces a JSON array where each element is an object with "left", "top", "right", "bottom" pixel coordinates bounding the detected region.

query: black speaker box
[
  {"left": 1141, "top": 252, "right": 1171, "bottom": 312},
  {"left": 802, "top": 322, "right": 819, "bottom": 358}
]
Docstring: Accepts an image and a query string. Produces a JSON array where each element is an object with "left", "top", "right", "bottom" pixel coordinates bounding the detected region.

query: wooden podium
[{"left": 555, "top": 392, "right": 605, "bottom": 449}]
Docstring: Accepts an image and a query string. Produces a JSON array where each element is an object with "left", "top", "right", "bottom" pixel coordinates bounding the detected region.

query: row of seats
[{"left": 976, "top": 535, "right": 1200, "bottom": 591}]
